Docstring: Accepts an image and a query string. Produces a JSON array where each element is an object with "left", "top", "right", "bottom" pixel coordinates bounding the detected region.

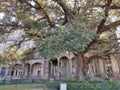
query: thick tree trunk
[{"left": 75, "top": 52, "right": 84, "bottom": 81}]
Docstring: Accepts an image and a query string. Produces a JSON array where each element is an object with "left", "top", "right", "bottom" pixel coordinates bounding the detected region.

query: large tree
[{"left": 0, "top": 0, "right": 120, "bottom": 80}]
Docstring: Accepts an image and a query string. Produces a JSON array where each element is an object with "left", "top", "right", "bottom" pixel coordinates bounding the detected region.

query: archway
[
  {"left": 31, "top": 63, "right": 42, "bottom": 79},
  {"left": 49, "top": 58, "right": 58, "bottom": 78},
  {"left": 59, "top": 56, "right": 69, "bottom": 78},
  {"left": 24, "top": 63, "right": 30, "bottom": 78},
  {"left": 12, "top": 64, "right": 23, "bottom": 77}
]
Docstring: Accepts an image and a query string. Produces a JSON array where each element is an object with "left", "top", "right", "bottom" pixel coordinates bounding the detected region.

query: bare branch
[
  {"left": 102, "top": 20, "right": 120, "bottom": 31},
  {"left": 53, "top": 0, "right": 73, "bottom": 25},
  {"left": 94, "top": 4, "right": 120, "bottom": 9},
  {"left": 83, "top": 0, "right": 113, "bottom": 54}
]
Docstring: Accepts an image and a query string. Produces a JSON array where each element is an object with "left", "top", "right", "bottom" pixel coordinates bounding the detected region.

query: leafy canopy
[
  {"left": 36, "top": 17, "right": 96, "bottom": 58},
  {"left": 0, "top": 0, "right": 120, "bottom": 62}
]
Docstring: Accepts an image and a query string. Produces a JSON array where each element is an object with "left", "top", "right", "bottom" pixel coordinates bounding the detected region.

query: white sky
[
  {"left": 115, "top": 26, "right": 120, "bottom": 45},
  {"left": 0, "top": 11, "right": 35, "bottom": 53},
  {"left": 0, "top": 30, "right": 35, "bottom": 52},
  {"left": 0, "top": 12, "right": 5, "bottom": 19}
]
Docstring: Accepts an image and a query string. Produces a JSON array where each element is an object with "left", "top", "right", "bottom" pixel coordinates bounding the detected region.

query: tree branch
[
  {"left": 94, "top": 4, "right": 120, "bottom": 9},
  {"left": 102, "top": 20, "right": 120, "bottom": 31},
  {"left": 18, "top": 0, "right": 55, "bottom": 28},
  {"left": 53, "top": 0, "right": 73, "bottom": 25},
  {"left": 83, "top": 0, "right": 112, "bottom": 54}
]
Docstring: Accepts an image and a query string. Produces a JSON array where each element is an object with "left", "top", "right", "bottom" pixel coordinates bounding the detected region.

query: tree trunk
[{"left": 75, "top": 52, "right": 84, "bottom": 81}]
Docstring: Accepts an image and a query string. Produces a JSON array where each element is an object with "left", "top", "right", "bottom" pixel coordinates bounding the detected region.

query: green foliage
[
  {"left": 47, "top": 80, "right": 120, "bottom": 90},
  {"left": 0, "top": 47, "right": 35, "bottom": 64},
  {"left": 36, "top": 17, "right": 96, "bottom": 58},
  {"left": 0, "top": 0, "right": 120, "bottom": 63}
]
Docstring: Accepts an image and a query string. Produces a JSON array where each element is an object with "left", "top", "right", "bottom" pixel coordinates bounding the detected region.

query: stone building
[
  {"left": 88, "top": 55, "right": 120, "bottom": 79},
  {"left": 0, "top": 52, "right": 76, "bottom": 80},
  {"left": 10, "top": 59, "right": 49, "bottom": 79},
  {"left": 0, "top": 52, "right": 120, "bottom": 80}
]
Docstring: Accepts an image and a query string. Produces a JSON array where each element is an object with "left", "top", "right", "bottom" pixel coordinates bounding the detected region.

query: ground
[{"left": 0, "top": 85, "right": 50, "bottom": 90}]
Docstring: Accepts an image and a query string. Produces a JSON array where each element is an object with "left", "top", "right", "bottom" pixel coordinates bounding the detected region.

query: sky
[
  {"left": 0, "top": 11, "right": 35, "bottom": 53},
  {"left": 116, "top": 26, "right": 120, "bottom": 40},
  {"left": 0, "top": 12, "right": 5, "bottom": 19},
  {"left": 0, "top": 30, "right": 35, "bottom": 53}
]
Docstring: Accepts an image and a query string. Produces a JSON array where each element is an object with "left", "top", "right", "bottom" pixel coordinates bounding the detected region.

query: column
[
  {"left": 22, "top": 64, "right": 24, "bottom": 78},
  {"left": 67, "top": 60, "right": 69, "bottom": 77},
  {"left": 99, "top": 59, "right": 105, "bottom": 77},
  {"left": 57, "top": 60, "right": 60, "bottom": 79},
  {"left": 111, "top": 55, "right": 119, "bottom": 77},
  {"left": 117, "top": 58, "right": 120, "bottom": 73},
  {"left": 93, "top": 58, "right": 100, "bottom": 76},
  {"left": 50, "top": 61, "right": 53, "bottom": 78},
  {"left": 29, "top": 64, "right": 32, "bottom": 79},
  {"left": 48, "top": 62, "right": 51, "bottom": 78}
]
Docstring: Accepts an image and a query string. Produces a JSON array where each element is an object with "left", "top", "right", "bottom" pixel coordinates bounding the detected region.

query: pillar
[
  {"left": 50, "top": 61, "right": 53, "bottom": 78},
  {"left": 29, "top": 64, "right": 32, "bottom": 79},
  {"left": 67, "top": 60, "right": 69, "bottom": 77},
  {"left": 93, "top": 58, "right": 100, "bottom": 76},
  {"left": 99, "top": 59, "right": 105, "bottom": 77},
  {"left": 111, "top": 55, "right": 119, "bottom": 77},
  {"left": 57, "top": 59, "right": 60, "bottom": 79},
  {"left": 22, "top": 64, "right": 24, "bottom": 78}
]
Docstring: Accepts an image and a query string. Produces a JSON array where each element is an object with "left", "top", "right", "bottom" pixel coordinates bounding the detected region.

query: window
[
  {"left": 36, "top": 64, "right": 41, "bottom": 69},
  {"left": 37, "top": 71, "right": 41, "bottom": 76},
  {"left": 104, "top": 57, "right": 113, "bottom": 77},
  {"left": 19, "top": 71, "right": 23, "bottom": 76}
]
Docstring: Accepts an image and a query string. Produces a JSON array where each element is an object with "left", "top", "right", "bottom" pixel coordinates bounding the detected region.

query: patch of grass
[
  {"left": 0, "top": 85, "right": 50, "bottom": 90},
  {"left": 0, "top": 86, "right": 30, "bottom": 90}
]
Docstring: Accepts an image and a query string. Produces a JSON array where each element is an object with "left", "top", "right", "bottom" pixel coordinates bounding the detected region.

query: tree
[{"left": 0, "top": 0, "right": 120, "bottom": 80}]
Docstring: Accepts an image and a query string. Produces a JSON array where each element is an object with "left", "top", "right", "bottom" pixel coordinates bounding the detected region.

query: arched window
[{"left": 0, "top": 67, "right": 6, "bottom": 76}]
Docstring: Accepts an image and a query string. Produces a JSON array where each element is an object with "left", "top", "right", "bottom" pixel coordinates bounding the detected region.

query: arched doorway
[
  {"left": 31, "top": 63, "right": 42, "bottom": 79},
  {"left": 59, "top": 56, "right": 69, "bottom": 78},
  {"left": 0, "top": 67, "right": 6, "bottom": 77},
  {"left": 12, "top": 64, "right": 23, "bottom": 78},
  {"left": 49, "top": 58, "right": 58, "bottom": 78},
  {"left": 24, "top": 63, "right": 30, "bottom": 78}
]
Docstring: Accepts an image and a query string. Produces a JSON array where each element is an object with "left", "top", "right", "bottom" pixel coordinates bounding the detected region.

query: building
[
  {"left": 0, "top": 52, "right": 120, "bottom": 80},
  {"left": 0, "top": 52, "right": 76, "bottom": 80},
  {"left": 88, "top": 55, "right": 120, "bottom": 79}
]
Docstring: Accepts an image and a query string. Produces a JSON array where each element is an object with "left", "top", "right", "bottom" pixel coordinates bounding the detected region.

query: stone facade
[
  {"left": 9, "top": 59, "right": 49, "bottom": 79},
  {"left": 88, "top": 55, "right": 120, "bottom": 79},
  {"left": 0, "top": 53, "right": 120, "bottom": 80}
]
